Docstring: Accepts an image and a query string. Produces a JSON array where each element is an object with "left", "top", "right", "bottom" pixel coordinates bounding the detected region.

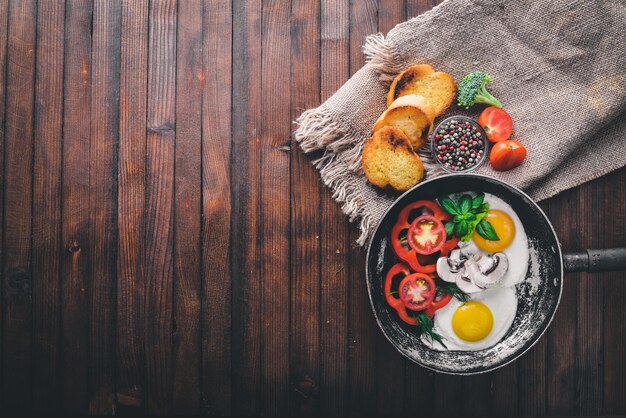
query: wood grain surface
[{"left": 0, "top": 0, "right": 625, "bottom": 415}]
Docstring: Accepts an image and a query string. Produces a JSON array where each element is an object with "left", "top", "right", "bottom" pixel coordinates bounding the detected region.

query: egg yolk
[
  {"left": 452, "top": 301, "right": 494, "bottom": 342},
  {"left": 472, "top": 209, "right": 515, "bottom": 252}
]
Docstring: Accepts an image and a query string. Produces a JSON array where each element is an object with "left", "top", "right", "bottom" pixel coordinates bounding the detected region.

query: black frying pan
[{"left": 365, "top": 173, "right": 626, "bottom": 375}]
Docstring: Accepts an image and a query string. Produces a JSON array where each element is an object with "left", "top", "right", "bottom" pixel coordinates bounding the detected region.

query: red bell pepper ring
[
  {"left": 391, "top": 200, "right": 457, "bottom": 272},
  {"left": 425, "top": 293, "right": 453, "bottom": 319},
  {"left": 384, "top": 263, "right": 417, "bottom": 325}
]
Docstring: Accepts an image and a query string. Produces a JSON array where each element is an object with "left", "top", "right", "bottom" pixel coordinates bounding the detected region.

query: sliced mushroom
[
  {"left": 436, "top": 256, "right": 464, "bottom": 283},
  {"left": 458, "top": 240, "right": 479, "bottom": 258},
  {"left": 465, "top": 253, "right": 509, "bottom": 289},
  {"left": 448, "top": 249, "right": 463, "bottom": 271},
  {"left": 455, "top": 271, "right": 483, "bottom": 293},
  {"left": 474, "top": 253, "right": 496, "bottom": 273}
]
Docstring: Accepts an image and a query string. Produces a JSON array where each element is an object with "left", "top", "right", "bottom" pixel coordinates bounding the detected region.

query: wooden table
[{"left": 1, "top": 0, "right": 624, "bottom": 415}]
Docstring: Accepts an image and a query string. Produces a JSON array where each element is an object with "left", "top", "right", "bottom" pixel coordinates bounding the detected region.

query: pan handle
[{"left": 563, "top": 248, "right": 626, "bottom": 273}]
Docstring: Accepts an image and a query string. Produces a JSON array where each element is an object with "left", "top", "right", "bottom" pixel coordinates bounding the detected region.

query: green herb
[
  {"left": 438, "top": 192, "right": 499, "bottom": 242},
  {"left": 387, "top": 291, "right": 398, "bottom": 297},
  {"left": 439, "top": 196, "right": 460, "bottom": 216},
  {"left": 476, "top": 218, "right": 500, "bottom": 241},
  {"left": 436, "top": 282, "right": 470, "bottom": 303},
  {"left": 415, "top": 312, "right": 447, "bottom": 349}
]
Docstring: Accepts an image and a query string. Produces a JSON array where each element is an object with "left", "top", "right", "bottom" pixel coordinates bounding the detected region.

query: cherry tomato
[
  {"left": 399, "top": 273, "right": 436, "bottom": 311},
  {"left": 478, "top": 106, "right": 513, "bottom": 143},
  {"left": 407, "top": 215, "right": 446, "bottom": 255},
  {"left": 490, "top": 140, "right": 527, "bottom": 171}
]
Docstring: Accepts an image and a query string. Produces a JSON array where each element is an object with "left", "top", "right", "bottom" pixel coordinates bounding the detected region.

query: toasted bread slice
[
  {"left": 387, "top": 64, "right": 456, "bottom": 116},
  {"left": 373, "top": 94, "right": 435, "bottom": 150},
  {"left": 362, "top": 126, "right": 423, "bottom": 192}
]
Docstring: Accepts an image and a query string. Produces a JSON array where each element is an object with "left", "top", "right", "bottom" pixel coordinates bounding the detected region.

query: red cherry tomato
[
  {"left": 407, "top": 215, "right": 446, "bottom": 255},
  {"left": 478, "top": 106, "right": 513, "bottom": 143},
  {"left": 490, "top": 139, "right": 527, "bottom": 171},
  {"left": 399, "top": 273, "right": 436, "bottom": 311}
]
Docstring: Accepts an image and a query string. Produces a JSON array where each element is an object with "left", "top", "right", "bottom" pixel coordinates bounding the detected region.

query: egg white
[
  {"left": 474, "top": 193, "right": 529, "bottom": 288},
  {"left": 422, "top": 286, "right": 517, "bottom": 351}
]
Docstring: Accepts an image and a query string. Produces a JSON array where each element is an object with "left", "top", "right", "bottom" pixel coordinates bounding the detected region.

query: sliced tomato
[
  {"left": 490, "top": 139, "right": 527, "bottom": 171},
  {"left": 425, "top": 293, "right": 453, "bottom": 318},
  {"left": 391, "top": 200, "right": 452, "bottom": 272},
  {"left": 478, "top": 106, "right": 513, "bottom": 143},
  {"left": 383, "top": 263, "right": 417, "bottom": 325},
  {"left": 407, "top": 215, "right": 446, "bottom": 255},
  {"left": 399, "top": 273, "right": 436, "bottom": 311}
]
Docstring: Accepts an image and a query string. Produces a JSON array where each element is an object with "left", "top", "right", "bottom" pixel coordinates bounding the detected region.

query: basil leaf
[
  {"left": 445, "top": 221, "right": 454, "bottom": 237},
  {"left": 476, "top": 219, "right": 500, "bottom": 241},
  {"left": 455, "top": 220, "right": 468, "bottom": 237},
  {"left": 454, "top": 214, "right": 464, "bottom": 223},
  {"left": 475, "top": 212, "right": 488, "bottom": 223},
  {"left": 462, "top": 225, "right": 476, "bottom": 242},
  {"left": 472, "top": 192, "right": 485, "bottom": 209},
  {"left": 477, "top": 203, "right": 489, "bottom": 213},
  {"left": 465, "top": 213, "right": 476, "bottom": 222},
  {"left": 459, "top": 195, "right": 472, "bottom": 214},
  {"left": 439, "top": 196, "right": 459, "bottom": 216}
]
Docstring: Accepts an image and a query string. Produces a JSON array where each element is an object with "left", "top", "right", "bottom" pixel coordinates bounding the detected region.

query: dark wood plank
[
  {"left": 434, "top": 374, "right": 462, "bottom": 416},
  {"left": 2, "top": 0, "right": 37, "bottom": 410},
  {"left": 490, "top": 363, "right": 517, "bottom": 417},
  {"left": 406, "top": 0, "right": 439, "bottom": 18},
  {"left": 406, "top": 0, "right": 430, "bottom": 16},
  {"left": 545, "top": 189, "right": 578, "bottom": 417},
  {"left": 394, "top": 0, "right": 444, "bottom": 415},
  {"left": 0, "top": 0, "right": 7, "bottom": 405},
  {"left": 31, "top": 0, "right": 64, "bottom": 411},
  {"left": 346, "top": 2, "right": 378, "bottom": 417},
  {"left": 201, "top": 0, "right": 232, "bottom": 414},
  {"left": 378, "top": 0, "right": 404, "bottom": 34},
  {"left": 350, "top": 0, "right": 406, "bottom": 416},
  {"left": 116, "top": 0, "right": 148, "bottom": 412},
  {"left": 320, "top": 0, "right": 350, "bottom": 417},
  {"left": 144, "top": 0, "right": 177, "bottom": 413},
  {"left": 576, "top": 180, "right": 604, "bottom": 416},
  {"left": 602, "top": 168, "right": 626, "bottom": 415},
  {"left": 290, "top": 0, "right": 321, "bottom": 416},
  {"left": 172, "top": 0, "right": 202, "bottom": 413},
  {"left": 259, "top": 0, "right": 291, "bottom": 415},
  {"left": 231, "top": 0, "right": 262, "bottom": 415},
  {"left": 88, "top": 0, "right": 121, "bottom": 413},
  {"left": 60, "top": 0, "right": 93, "bottom": 412},
  {"left": 460, "top": 375, "right": 491, "bottom": 417}
]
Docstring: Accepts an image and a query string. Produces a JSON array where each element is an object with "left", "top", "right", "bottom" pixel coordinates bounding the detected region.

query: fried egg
[
  {"left": 475, "top": 193, "right": 529, "bottom": 288},
  {"left": 422, "top": 286, "right": 517, "bottom": 351}
]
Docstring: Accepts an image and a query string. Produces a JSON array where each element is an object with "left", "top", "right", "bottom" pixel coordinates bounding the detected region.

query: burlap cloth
[{"left": 294, "top": 0, "right": 626, "bottom": 246}]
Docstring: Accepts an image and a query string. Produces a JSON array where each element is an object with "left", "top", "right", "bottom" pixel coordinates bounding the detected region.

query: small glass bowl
[{"left": 430, "top": 115, "right": 489, "bottom": 173}]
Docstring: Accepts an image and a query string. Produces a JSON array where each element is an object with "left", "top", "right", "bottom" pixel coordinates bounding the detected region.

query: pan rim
[{"left": 364, "top": 173, "right": 564, "bottom": 375}]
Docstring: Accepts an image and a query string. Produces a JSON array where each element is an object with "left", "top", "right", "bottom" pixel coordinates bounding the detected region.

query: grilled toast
[
  {"left": 362, "top": 126, "right": 424, "bottom": 192},
  {"left": 373, "top": 94, "right": 435, "bottom": 150},
  {"left": 387, "top": 64, "right": 456, "bottom": 116}
]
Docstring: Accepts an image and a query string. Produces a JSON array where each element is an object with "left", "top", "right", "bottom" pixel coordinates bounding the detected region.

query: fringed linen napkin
[{"left": 294, "top": 0, "right": 626, "bottom": 245}]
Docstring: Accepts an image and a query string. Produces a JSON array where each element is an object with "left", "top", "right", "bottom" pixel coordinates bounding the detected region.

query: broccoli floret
[{"left": 457, "top": 71, "right": 503, "bottom": 109}]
